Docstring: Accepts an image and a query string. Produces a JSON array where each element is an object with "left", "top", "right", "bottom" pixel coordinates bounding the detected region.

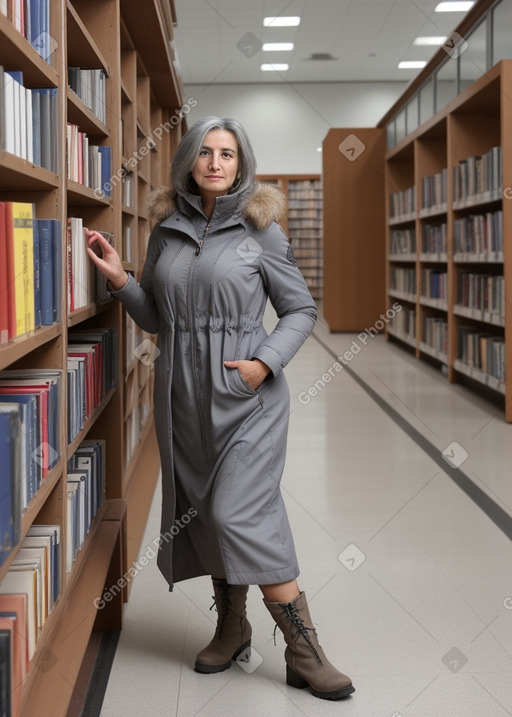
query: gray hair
[{"left": 171, "top": 116, "right": 257, "bottom": 196}]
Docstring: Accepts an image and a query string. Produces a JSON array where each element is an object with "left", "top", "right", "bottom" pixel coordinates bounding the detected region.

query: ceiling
[{"left": 172, "top": 0, "right": 474, "bottom": 85}]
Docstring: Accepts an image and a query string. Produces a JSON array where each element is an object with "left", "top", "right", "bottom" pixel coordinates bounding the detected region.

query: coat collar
[{"left": 146, "top": 182, "right": 286, "bottom": 232}]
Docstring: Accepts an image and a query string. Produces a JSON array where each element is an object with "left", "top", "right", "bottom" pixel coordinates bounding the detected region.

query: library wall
[{"left": 184, "top": 81, "right": 406, "bottom": 174}]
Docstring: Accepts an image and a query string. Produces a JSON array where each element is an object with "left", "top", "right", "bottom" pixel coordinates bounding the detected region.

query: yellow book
[{"left": 11, "top": 202, "right": 35, "bottom": 334}]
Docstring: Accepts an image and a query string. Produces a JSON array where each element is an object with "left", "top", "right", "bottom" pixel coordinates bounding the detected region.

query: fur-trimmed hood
[{"left": 146, "top": 182, "right": 286, "bottom": 232}]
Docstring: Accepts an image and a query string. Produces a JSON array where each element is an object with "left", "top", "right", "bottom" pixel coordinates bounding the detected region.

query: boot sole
[
  {"left": 194, "top": 640, "right": 251, "bottom": 674},
  {"left": 286, "top": 664, "right": 355, "bottom": 700}
]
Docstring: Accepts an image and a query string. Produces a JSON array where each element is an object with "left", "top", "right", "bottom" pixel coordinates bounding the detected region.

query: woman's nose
[{"left": 208, "top": 153, "right": 221, "bottom": 169}]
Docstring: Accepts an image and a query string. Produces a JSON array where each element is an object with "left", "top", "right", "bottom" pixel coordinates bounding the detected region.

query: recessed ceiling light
[
  {"left": 398, "top": 61, "right": 427, "bottom": 69},
  {"left": 317, "top": 147, "right": 322, "bottom": 152},
  {"left": 435, "top": 2, "right": 474, "bottom": 11},
  {"left": 413, "top": 36, "right": 446, "bottom": 46},
  {"left": 261, "top": 63, "right": 289, "bottom": 71},
  {"left": 262, "top": 43, "right": 294, "bottom": 51},
  {"left": 263, "top": 16, "right": 301, "bottom": 27}
]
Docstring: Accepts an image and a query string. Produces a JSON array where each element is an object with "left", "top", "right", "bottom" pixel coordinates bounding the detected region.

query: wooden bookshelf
[
  {"left": 256, "top": 174, "right": 323, "bottom": 301},
  {"left": 384, "top": 60, "right": 512, "bottom": 421},
  {"left": 0, "top": 1, "right": 184, "bottom": 714},
  {"left": 322, "top": 128, "right": 387, "bottom": 331}
]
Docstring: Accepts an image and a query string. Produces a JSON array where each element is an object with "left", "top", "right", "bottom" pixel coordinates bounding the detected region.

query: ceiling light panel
[{"left": 263, "top": 16, "right": 301, "bottom": 27}]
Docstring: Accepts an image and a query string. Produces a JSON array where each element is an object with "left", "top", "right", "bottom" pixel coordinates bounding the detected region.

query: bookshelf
[
  {"left": 0, "top": 1, "right": 183, "bottom": 714},
  {"left": 384, "top": 60, "right": 512, "bottom": 421},
  {"left": 256, "top": 174, "right": 323, "bottom": 301},
  {"left": 322, "top": 128, "right": 387, "bottom": 331}
]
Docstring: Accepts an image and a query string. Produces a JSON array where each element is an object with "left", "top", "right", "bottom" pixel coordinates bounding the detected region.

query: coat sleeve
[
  {"left": 251, "top": 223, "right": 317, "bottom": 377},
  {"left": 106, "top": 226, "right": 162, "bottom": 334}
]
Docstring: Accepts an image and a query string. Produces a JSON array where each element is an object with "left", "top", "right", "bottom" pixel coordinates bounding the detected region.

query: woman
[{"left": 86, "top": 116, "right": 354, "bottom": 701}]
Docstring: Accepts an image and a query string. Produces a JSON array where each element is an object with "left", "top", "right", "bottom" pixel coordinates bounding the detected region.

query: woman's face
[{"left": 191, "top": 129, "right": 239, "bottom": 199}]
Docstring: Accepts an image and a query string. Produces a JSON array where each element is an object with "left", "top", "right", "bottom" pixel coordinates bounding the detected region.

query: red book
[
  {"left": 0, "top": 385, "right": 50, "bottom": 476},
  {"left": 0, "top": 203, "right": 9, "bottom": 344}
]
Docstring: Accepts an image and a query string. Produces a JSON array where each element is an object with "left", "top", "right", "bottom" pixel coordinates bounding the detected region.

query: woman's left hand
[{"left": 224, "top": 358, "right": 271, "bottom": 390}]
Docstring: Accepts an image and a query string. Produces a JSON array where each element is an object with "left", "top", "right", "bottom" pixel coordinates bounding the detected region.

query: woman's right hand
[{"left": 85, "top": 229, "right": 129, "bottom": 291}]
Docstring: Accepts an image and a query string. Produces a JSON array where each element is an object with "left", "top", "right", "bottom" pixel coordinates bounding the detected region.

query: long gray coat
[{"left": 109, "top": 182, "right": 317, "bottom": 590}]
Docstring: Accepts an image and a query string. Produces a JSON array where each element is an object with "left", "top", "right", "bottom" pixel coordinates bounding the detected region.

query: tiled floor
[{"left": 99, "top": 307, "right": 512, "bottom": 717}]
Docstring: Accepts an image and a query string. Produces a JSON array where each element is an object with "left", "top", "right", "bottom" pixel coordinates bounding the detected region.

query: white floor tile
[{"left": 100, "top": 304, "right": 512, "bottom": 717}]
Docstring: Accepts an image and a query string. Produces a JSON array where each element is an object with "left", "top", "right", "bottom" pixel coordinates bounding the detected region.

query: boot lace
[
  {"left": 209, "top": 584, "right": 230, "bottom": 638},
  {"left": 277, "top": 603, "right": 323, "bottom": 666}
]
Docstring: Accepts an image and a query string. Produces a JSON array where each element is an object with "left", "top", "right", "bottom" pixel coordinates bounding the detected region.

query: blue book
[
  {"left": 29, "top": 0, "right": 41, "bottom": 45},
  {"left": 37, "top": 89, "right": 51, "bottom": 170},
  {"left": 36, "top": 219, "right": 54, "bottom": 325},
  {"left": 0, "top": 394, "right": 40, "bottom": 503},
  {"left": 52, "top": 219, "right": 61, "bottom": 322},
  {"left": 98, "top": 146, "right": 111, "bottom": 196},
  {"left": 0, "top": 405, "right": 21, "bottom": 565},
  {"left": 33, "top": 219, "right": 41, "bottom": 327}
]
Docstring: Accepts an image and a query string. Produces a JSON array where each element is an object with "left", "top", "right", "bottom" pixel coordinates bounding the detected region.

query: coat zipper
[
  {"left": 189, "top": 219, "right": 211, "bottom": 461},
  {"left": 196, "top": 221, "right": 211, "bottom": 255}
]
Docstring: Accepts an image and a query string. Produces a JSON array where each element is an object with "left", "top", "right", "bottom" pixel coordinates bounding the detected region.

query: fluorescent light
[
  {"left": 261, "top": 63, "right": 289, "bottom": 71},
  {"left": 262, "top": 43, "right": 294, "bottom": 51},
  {"left": 413, "top": 36, "right": 446, "bottom": 46},
  {"left": 435, "top": 2, "right": 474, "bottom": 11},
  {"left": 263, "top": 16, "right": 301, "bottom": 27},
  {"left": 398, "top": 61, "right": 427, "bottom": 69}
]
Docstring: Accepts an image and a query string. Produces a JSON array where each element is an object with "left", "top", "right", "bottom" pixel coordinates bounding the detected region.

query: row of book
[
  {"left": 453, "top": 146, "right": 502, "bottom": 202},
  {"left": 0, "top": 68, "right": 59, "bottom": 172},
  {"left": 390, "top": 186, "right": 416, "bottom": 219},
  {"left": 0, "top": 202, "right": 61, "bottom": 342},
  {"left": 288, "top": 199, "right": 322, "bottom": 210},
  {"left": 390, "top": 228, "right": 416, "bottom": 255},
  {"left": 454, "top": 210, "right": 503, "bottom": 257},
  {"left": 66, "top": 123, "right": 112, "bottom": 197},
  {"left": 288, "top": 209, "right": 322, "bottom": 220},
  {"left": 68, "top": 328, "right": 118, "bottom": 444},
  {"left": 1, "top": 0, "right": 53, "bottom": 64},
  {"left": 458, "top": 327, "right": 505, "bottom": 380},
  {"left": 67, "top": 218, "right": 113, "bottom": 312},
  {"left": 68, "top": 67, "right": 107, "bottom": 125},
  {"left": 0, "top": 369, "right": 62, "bottom": 566},
  {"left": 389, "top": 307, "right": 416, "bottom": 339},
  {"left": 456, "top": 273, "right": 504, "bottom": 319},
  {"left": 423, "top": 317, "right": 448, "bottom": 355},
  {"left": 67, "top": 439, "right": 105, "bottom": 573},
  {"left": 389, "top": 267, "right": 416, "bottom": 295},
  {"left": 421, "top": 169, "right": 447, "bottom": 209},
  {"left": 288, "top": 229, "right": 322, "bottom": 240},
  {"left": 422, "top": 223, "right": 447, "bottom": 255},
  {"left": 420, "top": 269, "right": 447, "bottom": 300},
  {"left": 0, "top": 524, "right": 61, "bottom": 716}
]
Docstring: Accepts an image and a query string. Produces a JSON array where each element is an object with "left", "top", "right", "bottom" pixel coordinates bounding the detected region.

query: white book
[
  {"left": 12, "top": 548, "right": 47, "bottom": 632},
  {"left": 26, "top": 86, "right": 33, "bottom": 163}
]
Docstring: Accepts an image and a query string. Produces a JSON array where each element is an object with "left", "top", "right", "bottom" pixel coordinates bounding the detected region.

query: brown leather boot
[
  {"left": 263, "top": 591, "right": 355, "bottom": 700},
  {"left": 194, "top": 579, "right": 252, "bottom": 673}
]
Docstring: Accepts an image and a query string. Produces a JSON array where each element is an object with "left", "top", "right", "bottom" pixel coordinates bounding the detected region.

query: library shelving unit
[
  {"left": 384, "top": 60, "right": 512, "bottom": 421},
  {"left": 0, "top": 1, "right": 184, "bottom": 714},
  {"left": 256, "top": 174, "right": 323, "bottom": 301},
  {"left": 321, "top": 128, "right": 387, "bottom": 331}
]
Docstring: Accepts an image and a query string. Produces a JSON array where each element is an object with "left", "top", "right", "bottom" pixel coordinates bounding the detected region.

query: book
[
  {"left": 0, "top": 203, "right": 9, "bottom": 344},
  {"left": 0, "top": 404, "right": 22, "bottom": 566},
  {"left": 9, "top": 202, "right": 35, "bottom": 335},
  {"left": 0, "top": 568, "right": 38, "bottom": 660}
]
